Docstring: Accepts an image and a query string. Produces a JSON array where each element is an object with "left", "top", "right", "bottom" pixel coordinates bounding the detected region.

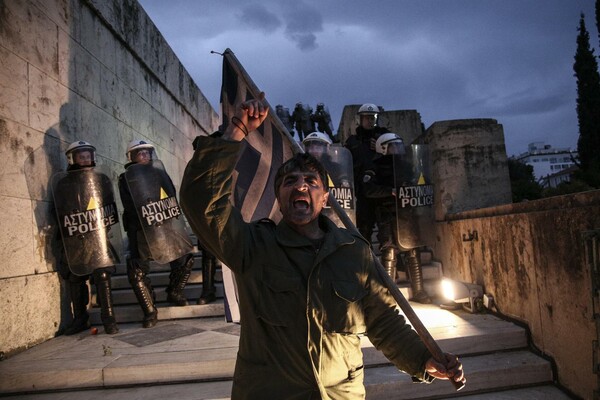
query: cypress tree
[
  {"left": 597, "top": 0, "right": 599, "bottom": 46},
  {"left": 573, "top": 14, "right": 600, "bottom": 186}
]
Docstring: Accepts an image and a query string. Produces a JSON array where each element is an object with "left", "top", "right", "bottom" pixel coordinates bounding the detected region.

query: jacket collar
[{"left": 275, "top": 214, "right": 355, "bottom": 252}]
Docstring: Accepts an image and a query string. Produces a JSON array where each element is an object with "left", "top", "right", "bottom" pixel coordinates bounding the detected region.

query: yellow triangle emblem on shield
[
  {"left": 328, "top": 175, "right": 334, "bottom": 188},
  {"left": 417, "top": 173, "right": 426, "bottom": 185},
  {"left": 160, "top": 187, "right": 169, "bottom": 200},
  {"left": 87, "top": 197, "right": 99, "bottom": 210}
]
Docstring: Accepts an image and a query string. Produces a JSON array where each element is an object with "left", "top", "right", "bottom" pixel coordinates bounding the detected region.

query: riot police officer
[
  {"left": 362, "top": 133, "right": 432, "bottom": 304},
  {"left": 303, "top": 132, "right": 357, "bottom": 228},
  {"left": 53, "top": 141, "right": 120, "bottom": 335},
  {"left": 291, "top": 102, "right": 315, "bottom": 141},
  {"left": 311, "top": 103, "right": 335, "bottom": 142},
  {"left": 118, "top": 140, "right": 194, "bottom": 328},
  {"left": 344, "top": 103, "right": 389, "bottom": 242}
]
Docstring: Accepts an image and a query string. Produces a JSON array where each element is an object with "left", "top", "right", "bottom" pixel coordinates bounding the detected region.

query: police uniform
[
  {"left": 118, "top": 159, "right": 193, "bottom": 328},
  {"left": 54, "top": 152, "right": 119, "bottom": 335},
  {"left": 362, "top": 152, "right": 431, "bottom": 304},
  {"left": 344, "top": 124, "right": 389, "bottom": 242}
]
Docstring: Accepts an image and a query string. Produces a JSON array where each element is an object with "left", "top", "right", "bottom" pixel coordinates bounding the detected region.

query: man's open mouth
[{"left": 293, "top": 199, "right": 310, "bottom": 209}]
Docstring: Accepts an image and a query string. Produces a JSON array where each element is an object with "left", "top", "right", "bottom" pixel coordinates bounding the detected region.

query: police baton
[{"left": 327, "top": 197, "right": 465, "bottom": 391}]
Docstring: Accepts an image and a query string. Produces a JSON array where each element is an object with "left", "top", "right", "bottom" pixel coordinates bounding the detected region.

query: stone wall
[
  {"left": 0, "top": 0, "right": 218, "bottom": 356},
  {"left": 425, "top": 119, "right": 512, "bottom": 221},
  {"left": 432, "top": 190, "right": 600, "bottom": 399}
]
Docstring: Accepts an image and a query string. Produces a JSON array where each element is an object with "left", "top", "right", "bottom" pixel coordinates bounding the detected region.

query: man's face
[
  {"left": 360, "top": 114, "right": 376, "bottom": 130},
  {"left": 276, "top": 171, "right": 329, "bottom": 228},
  {"left": 132, "top": 149, "right": 152, "bottom": 165},
  {"left": 73, "top": 150, "right": 93, "bottom": 167}
]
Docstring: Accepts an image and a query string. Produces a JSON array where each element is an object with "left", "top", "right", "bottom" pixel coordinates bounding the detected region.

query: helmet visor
[
  {"left": 385, "top": 141, "right": 405, "bottom": 155},
  {"left": 304, "top": 141, "right": 328, "bottom": 155},
  {"left": 69, "top": 148, "right": 95, "bottom": 166},
  {"left": 131, "top": 148, "right": 153, "bottom": 164}
]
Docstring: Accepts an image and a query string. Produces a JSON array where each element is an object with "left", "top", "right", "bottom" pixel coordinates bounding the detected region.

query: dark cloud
[
  {"left": 281, "top": 1, "right": 323, "bottom": 50},
  {"left": 238, "top": 4, "right": 281, "bottom": 33}
]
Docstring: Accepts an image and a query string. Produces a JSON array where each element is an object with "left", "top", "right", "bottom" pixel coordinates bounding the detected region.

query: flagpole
[{"left": 222, "top": 49, "right": 463, "bottom": 391}]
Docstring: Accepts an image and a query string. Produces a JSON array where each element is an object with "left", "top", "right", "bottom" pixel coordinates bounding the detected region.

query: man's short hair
[{"left": 274, "top": 153, "right": 329, "bottom": 196}]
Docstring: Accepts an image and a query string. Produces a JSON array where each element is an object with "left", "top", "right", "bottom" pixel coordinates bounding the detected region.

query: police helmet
[
  {"left": 126, "top": 139, "right": 155, "bottom": 162},
  {"left": 65, "top": 140, "right": 96, "bottom": 166},
  {"left": 375, "top": 133, "right": 405, "bottom": 156},
  {"left": 356, "top": 103, "right": 381, "bottom": 127},
  {"left": 303, "top": 132, "right": 332, "bottom": 146},
  {"left": 357, "top": 103, "right": 379, "bottom": 116},
  {"left": 302, "top": 132, "right": 332, "bottom": 157}
]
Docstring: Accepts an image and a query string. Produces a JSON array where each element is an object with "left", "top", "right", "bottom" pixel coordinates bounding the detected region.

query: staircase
[
  {"left": 0, "top": 241, "right": 574, "bottom": 399},
  {"left": 89, "top": 239, "right": 225, "bottom": 326}
]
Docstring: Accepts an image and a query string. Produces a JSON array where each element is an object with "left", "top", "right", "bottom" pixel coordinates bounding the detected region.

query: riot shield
[
  {"left": 393, "top": 144, "right": 434, "bottom": 250},
  {"left": 51, "top": 167, "right": 122, "bottom": 275},
  {"left": 124, "top": 160, "right": 193, "bottom": 264},
  {"left": 311, "top": 145, "right": 356, "bottom": 227}
]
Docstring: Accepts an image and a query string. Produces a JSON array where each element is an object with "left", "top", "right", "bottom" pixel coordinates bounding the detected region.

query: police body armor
[
  {"left": 124, "top": 160, "right": 193, "bottom": 264},
  {"left": 52, "top": 168, "right": 122, "bottom": 275},
  {"left": 392, "top": 144, "right": 434, "bottom": 250},
  {"left": 313, "top": 145, "right": 356, "bottom": 227}
]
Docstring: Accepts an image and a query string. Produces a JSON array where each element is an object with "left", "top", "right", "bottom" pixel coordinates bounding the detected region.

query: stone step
[
  {"left": 89, "top": 301, "right": 225, "bottom": 325},
  {"left": 106, "top": 269, "right": 224, "bottom": 290},
  {"left": 91, "top": 282, "right": 225, "bottom": 306},
  {"left": 0, "top": 306, "right": 535, "bottom": 395},
  {"left": 112, "top": 256, "right": 205, "bottom": 275},
  {"left": 0, "top": 348, "right": 559, "bottom": 399}
]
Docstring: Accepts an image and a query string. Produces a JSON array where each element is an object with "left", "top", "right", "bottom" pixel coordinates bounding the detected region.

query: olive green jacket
[{"left": 180, "top": 136, "right": 432, "bottom": 400}]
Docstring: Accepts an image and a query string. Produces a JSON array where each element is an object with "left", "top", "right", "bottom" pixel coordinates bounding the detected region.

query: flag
[
  {"left": 221, "top": 49, "right": 296, "bottom": 223},
  {"left": 218, "top": 49, "right": 296, "bottom": 322}
]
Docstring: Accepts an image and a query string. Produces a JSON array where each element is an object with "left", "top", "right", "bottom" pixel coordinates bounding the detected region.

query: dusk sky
[{"left": 138, "top": 0, "right": 598, "bottom": 156}]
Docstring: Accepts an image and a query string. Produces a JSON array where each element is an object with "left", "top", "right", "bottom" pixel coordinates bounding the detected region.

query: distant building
[
  {"left": 539, "top": 165, "right": 579, "bottom": 188},
  {"left": 516, "top": 142, "right": 578, "bottom": 186}
]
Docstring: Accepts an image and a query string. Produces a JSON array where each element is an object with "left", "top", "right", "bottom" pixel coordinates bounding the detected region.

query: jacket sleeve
[
  {"left": 361, "top": 249, "right": 433, "bottom": 381},
  {"left": 180, "top": 135, "right": 252, "bottom": 273}
]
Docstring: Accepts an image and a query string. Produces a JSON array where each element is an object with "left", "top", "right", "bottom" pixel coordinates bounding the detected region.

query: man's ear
[{"left": 322, "top": 191, "right": 329, "bottom": 207}]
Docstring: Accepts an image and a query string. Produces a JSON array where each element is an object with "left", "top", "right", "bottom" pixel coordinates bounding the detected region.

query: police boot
[
  {"left": 94, "top": 269, "right": 119, "bottom": 335},
  {"left": 381, "top": 248, "right": 397, "bottom": 281},
  {"left": 65, "top": 280, "right": 90, "bottom": 335},
  {"left": 197, "top": 254, "right": 217, "bottom": 305},
  {"left": 406, "top": 249, "right": 431, "bottom": 304},
  {"left": 127, "top": 259, "right": 157, "bottom": 328},
  {"left": 166, "top": 255, "right": 193, "bottom": 306}
]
